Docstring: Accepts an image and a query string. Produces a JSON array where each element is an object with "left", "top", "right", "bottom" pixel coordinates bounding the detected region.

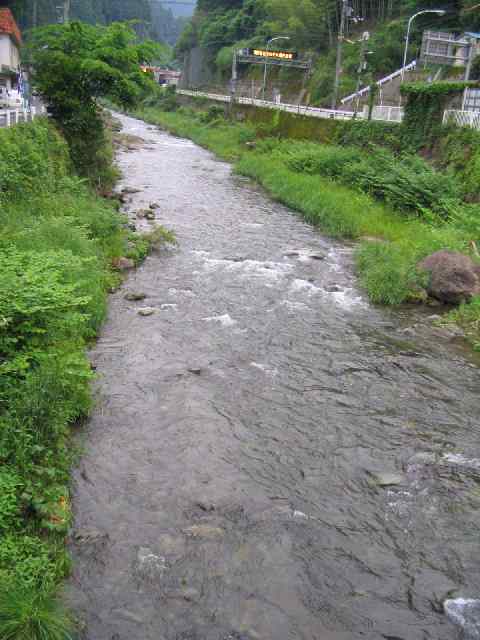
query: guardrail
[
  {"left": 340, "top": 60, "right": 417, "bottom": 105},
  {"left": 177, "top": 89, "right": 361, "bottom": 121},
  {"left": 0, "top": 106, "right": 44, "bottom": 129}
]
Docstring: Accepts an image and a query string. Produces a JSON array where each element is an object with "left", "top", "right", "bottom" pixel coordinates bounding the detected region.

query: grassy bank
[
  {"left": 0, "top": 118, "right": 169, "bottom": 638},
  {"left": 134, "top": 104, "right": 480, "bottom": 344}
]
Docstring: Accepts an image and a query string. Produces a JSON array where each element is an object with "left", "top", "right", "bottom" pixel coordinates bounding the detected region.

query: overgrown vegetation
[
  {"left": 134, "top": 102, "right": 480, "bottom": 340},
  {"left": 0, "top": 116, "right": 173, "bottom": 638}
]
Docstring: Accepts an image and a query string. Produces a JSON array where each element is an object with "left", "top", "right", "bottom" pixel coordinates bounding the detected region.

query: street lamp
[
  {"left": 401, "top": 9, "right": 446, "bottom": 82},
  {"left": 262, "top": 36, "right": 290, "bottom": 101}
]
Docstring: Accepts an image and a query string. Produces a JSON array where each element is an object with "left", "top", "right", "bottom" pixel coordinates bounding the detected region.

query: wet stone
[
  {"left": 124, "top": 291, "right": 147, "bottom": 301},
  {"left": 324, "top": 284, "right": 343, "bottom": 292},
  {"left": 121, "top": 187, "right": 141, "bottom": 194},
  {"left": 195, "top": 500, "right": 215, "bottom": 512},
  {"left": 371, "top": 472, "right": 406, "bottom": 487},
  {"left": 137, "top": 307, "right": 156, "bottom": 316},
  {"left": 188, "top": 367, "right": 202, "bottom": 375},
  {"left": 149, "top": 202, "right": 160, "bottom": 209}
]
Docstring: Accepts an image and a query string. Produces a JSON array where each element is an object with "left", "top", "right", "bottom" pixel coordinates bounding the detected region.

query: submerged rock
[
  {"left": 149, "top": 202, "right": 160, "bottom": 210},
  {"left": 370, "top": 471, "right": 405, "bottom": 487},
  {"left": 324, "top": 284, "right": 343, "bottom": 293},
  {"left": 124, "top": 291, "right": 147, "bottom": 301},
  {"left": 121, "top": 187, "right": 141, "bottom": 194},
  {"left": 418, "top": 251, "right": 480, "bottom": 304},
  {"left": 137, "top": 307, "right": 156, "bottom": 316}
]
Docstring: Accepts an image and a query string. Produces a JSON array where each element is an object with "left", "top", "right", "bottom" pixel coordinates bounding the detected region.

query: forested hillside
[
  {"left": 176, "top": 0, "right": 478, "bottom": 103},
  {"left": 5, "top": 0, "right": 187, "bottom": 45}
]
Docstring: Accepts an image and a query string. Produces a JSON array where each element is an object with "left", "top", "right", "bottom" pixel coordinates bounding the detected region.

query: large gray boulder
[{"left": 418, "top": 250, "right": 480, "bottom": 304}]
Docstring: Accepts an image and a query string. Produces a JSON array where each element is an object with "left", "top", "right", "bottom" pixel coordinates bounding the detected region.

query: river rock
[
  {"left": 145, "top": 210, "right": 156, "bottom": 220},
  {"left": 309, "top": 252, "right": 326, "bottom": 260},
  {"left": 149, "top": 202, "right": 160, "bottom": 210},
  {"left": 370, "top": 471, "right": 405, "bottom": 487},
  {"left": 137, "top": 307, "right": 156, "bottom": 316},
  {"left": 113, "top": 257, "right": 135, "bottom": 271},
  {"left": 136, "top": 209, "right": 151, "bottom": 219},
  {"left": 417, "top": 251, "right": 480, "bottom": 304},
  {"left": 124, "top": 291, "right": 147, "bottom": 301},
  {"left": 121, "top": 187, "right": 141, "bottom": 194},
  {"left": 324, "top": 284, "right": 343, "bottom": 292},
  {"left": 195, "top": 500, "right": 215, "bottom": 512}
]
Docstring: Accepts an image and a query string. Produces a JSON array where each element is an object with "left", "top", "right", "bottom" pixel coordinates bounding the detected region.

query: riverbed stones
[
  {"left": 418, "top": 250, "right": 480, "bottom": 304},
  {"left": 145, "top": 210, "right": 156, "bottom": 220},
  {"left": 136, "top": 209, "right": 151, "bottom": 219},
  {"left": 137, "top": 306, "right": 156, "bottom": 316},
  {"left": 124, "top": 291, "right": 147, "bottom": 301},
  {"left": 149, "top": 202, "right": 160, "bottom": 210},
  {"left": 121, "top": 187, "right": 141, "bottom": 195}
]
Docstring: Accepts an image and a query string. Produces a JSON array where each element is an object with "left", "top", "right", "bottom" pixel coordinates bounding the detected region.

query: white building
[{"left": 0, "top": 7, "right": 21, "bottom": 94}]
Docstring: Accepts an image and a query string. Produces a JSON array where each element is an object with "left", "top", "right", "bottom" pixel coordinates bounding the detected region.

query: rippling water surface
[{"left": 70, "top": 114, "right": 480, "bottom": 640}]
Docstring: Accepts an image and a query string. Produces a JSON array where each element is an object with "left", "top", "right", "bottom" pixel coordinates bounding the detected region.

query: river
[{"left": 69, "top": 113, "right": 480, "bottom": 640}]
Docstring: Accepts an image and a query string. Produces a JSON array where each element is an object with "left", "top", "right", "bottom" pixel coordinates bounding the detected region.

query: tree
[{"left": 27, "top": 21, "right": 159, "bottom": 181}]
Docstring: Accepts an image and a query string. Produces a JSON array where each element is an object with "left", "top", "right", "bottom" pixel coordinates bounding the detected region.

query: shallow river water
[{"left": 70, "top": 114, "right": 480, "bottom": 640}]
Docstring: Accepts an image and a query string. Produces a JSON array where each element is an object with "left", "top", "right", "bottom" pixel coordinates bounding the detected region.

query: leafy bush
[
  {"left": 284, "top": 141, "right": 461, "bottom": 219},
  {"left": 0, "top": 468, "right": 23, "bottom": 533},
  {"left": 0, "top": 581, "right": 74, "bottom": 640}
]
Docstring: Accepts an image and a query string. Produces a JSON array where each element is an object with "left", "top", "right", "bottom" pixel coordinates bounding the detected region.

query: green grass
[{"left": 133, "top": 104, "right": 480, "bottom": 344}]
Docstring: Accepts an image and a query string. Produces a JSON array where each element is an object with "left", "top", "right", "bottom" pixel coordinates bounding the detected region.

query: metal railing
[
  {"left": 443, "top": 109, "right": 480, "bottom": 130},
  {"left": 177, "top": 89, "right": 361, "bottom": 121},
  {"left": 366, "top": 105, "right": 404, "bottom": 122},
  {"left": 340, "top": 60, "right": 417, "bottom": 105}
]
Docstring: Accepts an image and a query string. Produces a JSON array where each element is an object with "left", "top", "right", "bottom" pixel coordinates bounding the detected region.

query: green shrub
[
  {"left": 283, "top": 141, "right": 461, "bottom": 219},
  {"left": 0, "top": 468, "right": 23, "bottom": 532},
  {"left": 0, "top": 581, "right": 74, "bottom": 640}
]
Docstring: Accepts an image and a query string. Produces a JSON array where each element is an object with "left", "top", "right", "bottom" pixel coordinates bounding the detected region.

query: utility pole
[
  {"left": 63, "top": 0, "right": 71, "bottom": 23},
  {"left": 332, "top": 0, "right": 348, "bottom": 110},
  {"left": 354, "top": 31, "right": 369, "bottom": 117},
  {"left": 32, "top": 0, "right": 38, "bottom": 28},
  {"left": 229, "top": 49, "right": 237, "bottom": 116}
]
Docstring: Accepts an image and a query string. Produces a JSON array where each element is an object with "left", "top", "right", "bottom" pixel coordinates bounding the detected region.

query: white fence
[
  {"left": 178, "top": 88, "right": 480, "bottom": 129},
  {"left": 366, "top": 105, "right": 404, "bottom": 122},
  {"left": 178, "top": 89, "right": 362, "bottom": 121},
  {"left": 443, "top": 109, "right": 480, "bottom": 130},
  {"left": 0, "top": 106, "right": 43, "bottom": 129}
]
